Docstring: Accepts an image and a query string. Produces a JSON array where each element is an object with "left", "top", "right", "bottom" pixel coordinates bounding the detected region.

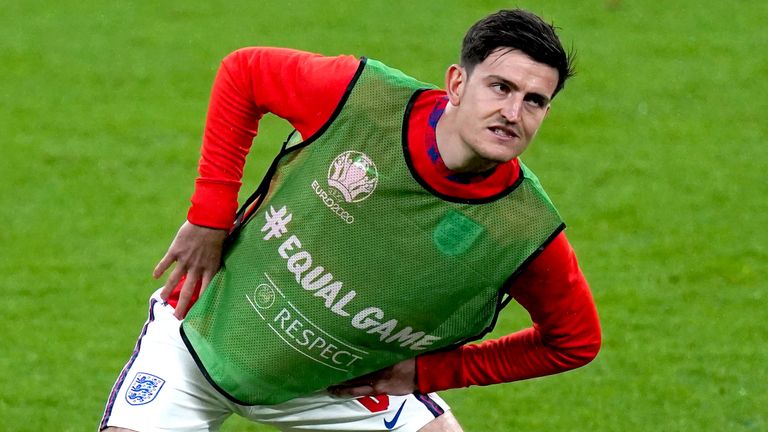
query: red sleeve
[
  {"left": 415, "top": 231, "right": 601, "bottom": 392},
  {"left": 168, "top": 48, "right": 359, "bottom": 309},
  {"left": 187, "top": 47, "right": 360, "bottom": 229}
]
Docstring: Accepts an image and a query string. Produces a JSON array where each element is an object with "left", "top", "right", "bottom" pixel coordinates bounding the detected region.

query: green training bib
[{"left": 181, "top": 58, "right": 564, "bottom": 405}]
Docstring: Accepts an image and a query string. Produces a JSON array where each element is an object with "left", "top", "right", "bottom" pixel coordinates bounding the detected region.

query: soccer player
[{"left": 100, "top": 8, "right": 601, "bottom": 432}]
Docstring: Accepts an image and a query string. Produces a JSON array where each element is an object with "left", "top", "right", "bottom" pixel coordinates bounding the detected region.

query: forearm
[
  {"left": 188, "top": 50, "right": 263, "bottom": 229},
  {"left": 416, "top": 308, "right": 600, "bottom": 392},
  {"left": 416, "top": 232, "right": 601, "bottom": 392}
]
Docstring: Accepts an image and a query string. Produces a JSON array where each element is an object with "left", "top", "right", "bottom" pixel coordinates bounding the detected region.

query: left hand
[{"left": 327, "top": 358, "right": 417, "bottom": 397}]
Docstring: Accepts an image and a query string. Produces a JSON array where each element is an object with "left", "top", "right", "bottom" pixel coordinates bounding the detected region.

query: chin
[
  {"left": 477, "top": 137, "right": 525, "bottom": 160},
  {"left": 477, "top": 146, "right": 520, "bottom": 164}
]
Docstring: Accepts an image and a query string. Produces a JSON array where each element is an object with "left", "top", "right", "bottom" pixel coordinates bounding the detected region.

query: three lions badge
[{"left": 125, "top": 372, "right": 165, "bottom": 405}]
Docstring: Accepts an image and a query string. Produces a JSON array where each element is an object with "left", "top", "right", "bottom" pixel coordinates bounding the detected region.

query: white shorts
[{"left": 99, "top": 290, "right": 451, "bottom": 432}]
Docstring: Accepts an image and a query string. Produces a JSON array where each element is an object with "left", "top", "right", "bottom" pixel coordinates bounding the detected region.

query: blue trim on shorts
[
  {"left": 414, "top": 392, "right": 444, "bottom": 418},
  {"left": 99, "top": 298, "right": 158, "bottom": 430}
]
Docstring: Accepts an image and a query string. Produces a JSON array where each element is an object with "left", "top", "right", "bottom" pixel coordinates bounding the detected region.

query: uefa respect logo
[{"left": 310, "top": 151, "right": 379, "bottom": 224}]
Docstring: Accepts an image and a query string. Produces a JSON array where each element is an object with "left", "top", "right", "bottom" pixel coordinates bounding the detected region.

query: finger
[
  {"left": 160, "top": 264, "right": 185, "bottom": 301},
  {"left": 199, "top": 270, "right": 215, "bottom": 297},
  {"left": 174, "top": 271, "right": 200, "bottom": 319},
  {"left": 153, "top": 252, "right": 175, "bottom": 279},
  {"left": 331, "top": 378, "right": 369, "bottom": 388},
  {"left": 328, "top": 384, "right": 376, "bottom": 397},
  {"left": 347, "top": 385, "right": 376, "bottom": 397}
]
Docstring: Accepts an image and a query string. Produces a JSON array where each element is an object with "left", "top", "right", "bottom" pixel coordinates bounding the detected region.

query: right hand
[
  {"left": 327, "top": 358, "right": 417, "bottom": 397},
  {"left": 154, "top": 221, "right": 228, "bottom": 318}
]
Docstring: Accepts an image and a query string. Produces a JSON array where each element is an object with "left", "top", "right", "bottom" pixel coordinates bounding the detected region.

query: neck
[{"left": 435, "top": 103, "right": 498, "bottom": 173}]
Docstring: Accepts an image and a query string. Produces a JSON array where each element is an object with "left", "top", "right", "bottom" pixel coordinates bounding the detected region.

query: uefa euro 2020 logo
[{"left": 327, "top": 151, "right": 378, "bottom": 203}]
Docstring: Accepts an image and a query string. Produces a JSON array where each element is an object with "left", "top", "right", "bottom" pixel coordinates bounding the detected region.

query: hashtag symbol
[{"left": 261, "top": 205, "right": 293, "bottom": 240}]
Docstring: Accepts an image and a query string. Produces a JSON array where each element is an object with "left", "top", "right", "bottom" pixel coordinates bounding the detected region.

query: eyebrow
[{"left": 486, "top": 74, "right": 552, "bottom": 105}]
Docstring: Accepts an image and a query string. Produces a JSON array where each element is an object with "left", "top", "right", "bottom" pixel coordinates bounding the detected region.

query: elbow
[
  {"left": 566, "top": 324, "right": 602, "bottom": 369},
  {"left": 576, "top": 331, "right": 602, "bottom": 367},
  {"left": 549, "top": 322, "right": 602, "bottom": 371}
]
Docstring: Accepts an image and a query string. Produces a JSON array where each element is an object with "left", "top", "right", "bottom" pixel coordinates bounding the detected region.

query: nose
[{"left": 500, "top": 97, "right": 523, "bottom": 123}]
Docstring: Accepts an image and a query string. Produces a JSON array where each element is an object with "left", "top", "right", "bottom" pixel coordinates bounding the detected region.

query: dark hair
[{"left": 461, "top": 9, "right": 575, "bottom": 97}]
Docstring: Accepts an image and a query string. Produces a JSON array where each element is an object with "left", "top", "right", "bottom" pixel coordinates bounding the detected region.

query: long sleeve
[
  {"left": 416, "top": 231, "right": 601, "bottom": 392},
  {"left": 186, "top": 47, "right": 360, "bottom": 229}
]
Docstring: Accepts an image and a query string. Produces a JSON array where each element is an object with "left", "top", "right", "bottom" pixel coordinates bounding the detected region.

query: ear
[{"left": 444, "top": 64, "right": 465, "bottom": 106}]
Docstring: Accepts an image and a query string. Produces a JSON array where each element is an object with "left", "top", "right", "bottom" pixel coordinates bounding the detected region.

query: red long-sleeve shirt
[{"left": 172, "top": 47, "right": 601, "bottom": 393}]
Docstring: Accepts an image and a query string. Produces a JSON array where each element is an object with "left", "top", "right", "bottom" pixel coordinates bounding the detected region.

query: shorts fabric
[{"left": 99, "top": 290, "right": 451, "bottom": 432}]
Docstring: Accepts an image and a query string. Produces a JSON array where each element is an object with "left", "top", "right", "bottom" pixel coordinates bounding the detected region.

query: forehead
[{"left": 473, "top": 49, "right": 559, "bottom": 96}]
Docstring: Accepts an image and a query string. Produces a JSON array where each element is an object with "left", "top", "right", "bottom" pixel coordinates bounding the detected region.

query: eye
[
  {"left": 490, "top": 82, "right": 510, "bottom": 94},
  {"left": 524, "top": 94, "right": 547, "bottom": 108}
]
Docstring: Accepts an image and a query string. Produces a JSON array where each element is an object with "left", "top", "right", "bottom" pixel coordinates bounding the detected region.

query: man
[{"left": 100, "top": 9, "right": 600, "bottom": 432}]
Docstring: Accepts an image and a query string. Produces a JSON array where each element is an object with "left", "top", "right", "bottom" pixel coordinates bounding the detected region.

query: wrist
[{"left": 188, "top": 179, "right": 241, "bottom": 230}]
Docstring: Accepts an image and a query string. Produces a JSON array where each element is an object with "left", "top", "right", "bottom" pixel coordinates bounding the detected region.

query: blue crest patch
[{"left": 125, "top": 372, "right": 165, "bottom": 405}]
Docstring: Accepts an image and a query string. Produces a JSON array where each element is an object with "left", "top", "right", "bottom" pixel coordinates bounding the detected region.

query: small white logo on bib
[{"left": 328, "top": 151, "right": 378, "bottom": 203}]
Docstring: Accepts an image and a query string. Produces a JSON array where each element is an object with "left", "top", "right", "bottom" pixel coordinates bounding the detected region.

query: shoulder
[
  {"left": 509, "top": 231, "right": 585, "bottom": 292},
  {"left": 222, "top": 47, "right": 361, "bottom": 80}
]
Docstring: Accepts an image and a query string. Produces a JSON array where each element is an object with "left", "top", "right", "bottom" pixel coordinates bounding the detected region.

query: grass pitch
[{"left": 1, "top": 1, "right": 765, "bottom": 430}]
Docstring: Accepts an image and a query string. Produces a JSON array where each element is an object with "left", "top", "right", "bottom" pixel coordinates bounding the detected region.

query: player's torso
[{"left": 181, "top": 59, "right": 563, "bottom": 405}]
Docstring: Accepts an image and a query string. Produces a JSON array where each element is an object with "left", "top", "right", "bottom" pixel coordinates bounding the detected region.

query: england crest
[
  {"left": 125, "top": 372, "right": 165, "bottom": 405},
  {"left": 433, "top": 210, "right": 484, "bottom": 256}
]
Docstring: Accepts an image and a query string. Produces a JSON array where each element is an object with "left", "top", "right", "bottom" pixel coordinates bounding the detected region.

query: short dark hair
[{"left": 461, "top": 9, "right": 575, "bottom": 97}]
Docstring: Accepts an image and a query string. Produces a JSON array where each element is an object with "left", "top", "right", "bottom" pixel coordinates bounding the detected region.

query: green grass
[{"left": 1, "top": 0, "right": 766, "bottom": 430}]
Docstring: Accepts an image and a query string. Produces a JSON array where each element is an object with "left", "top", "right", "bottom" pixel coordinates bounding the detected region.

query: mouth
[{"left": 488, "top": 125, "right": 519, "bottom": 140}]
